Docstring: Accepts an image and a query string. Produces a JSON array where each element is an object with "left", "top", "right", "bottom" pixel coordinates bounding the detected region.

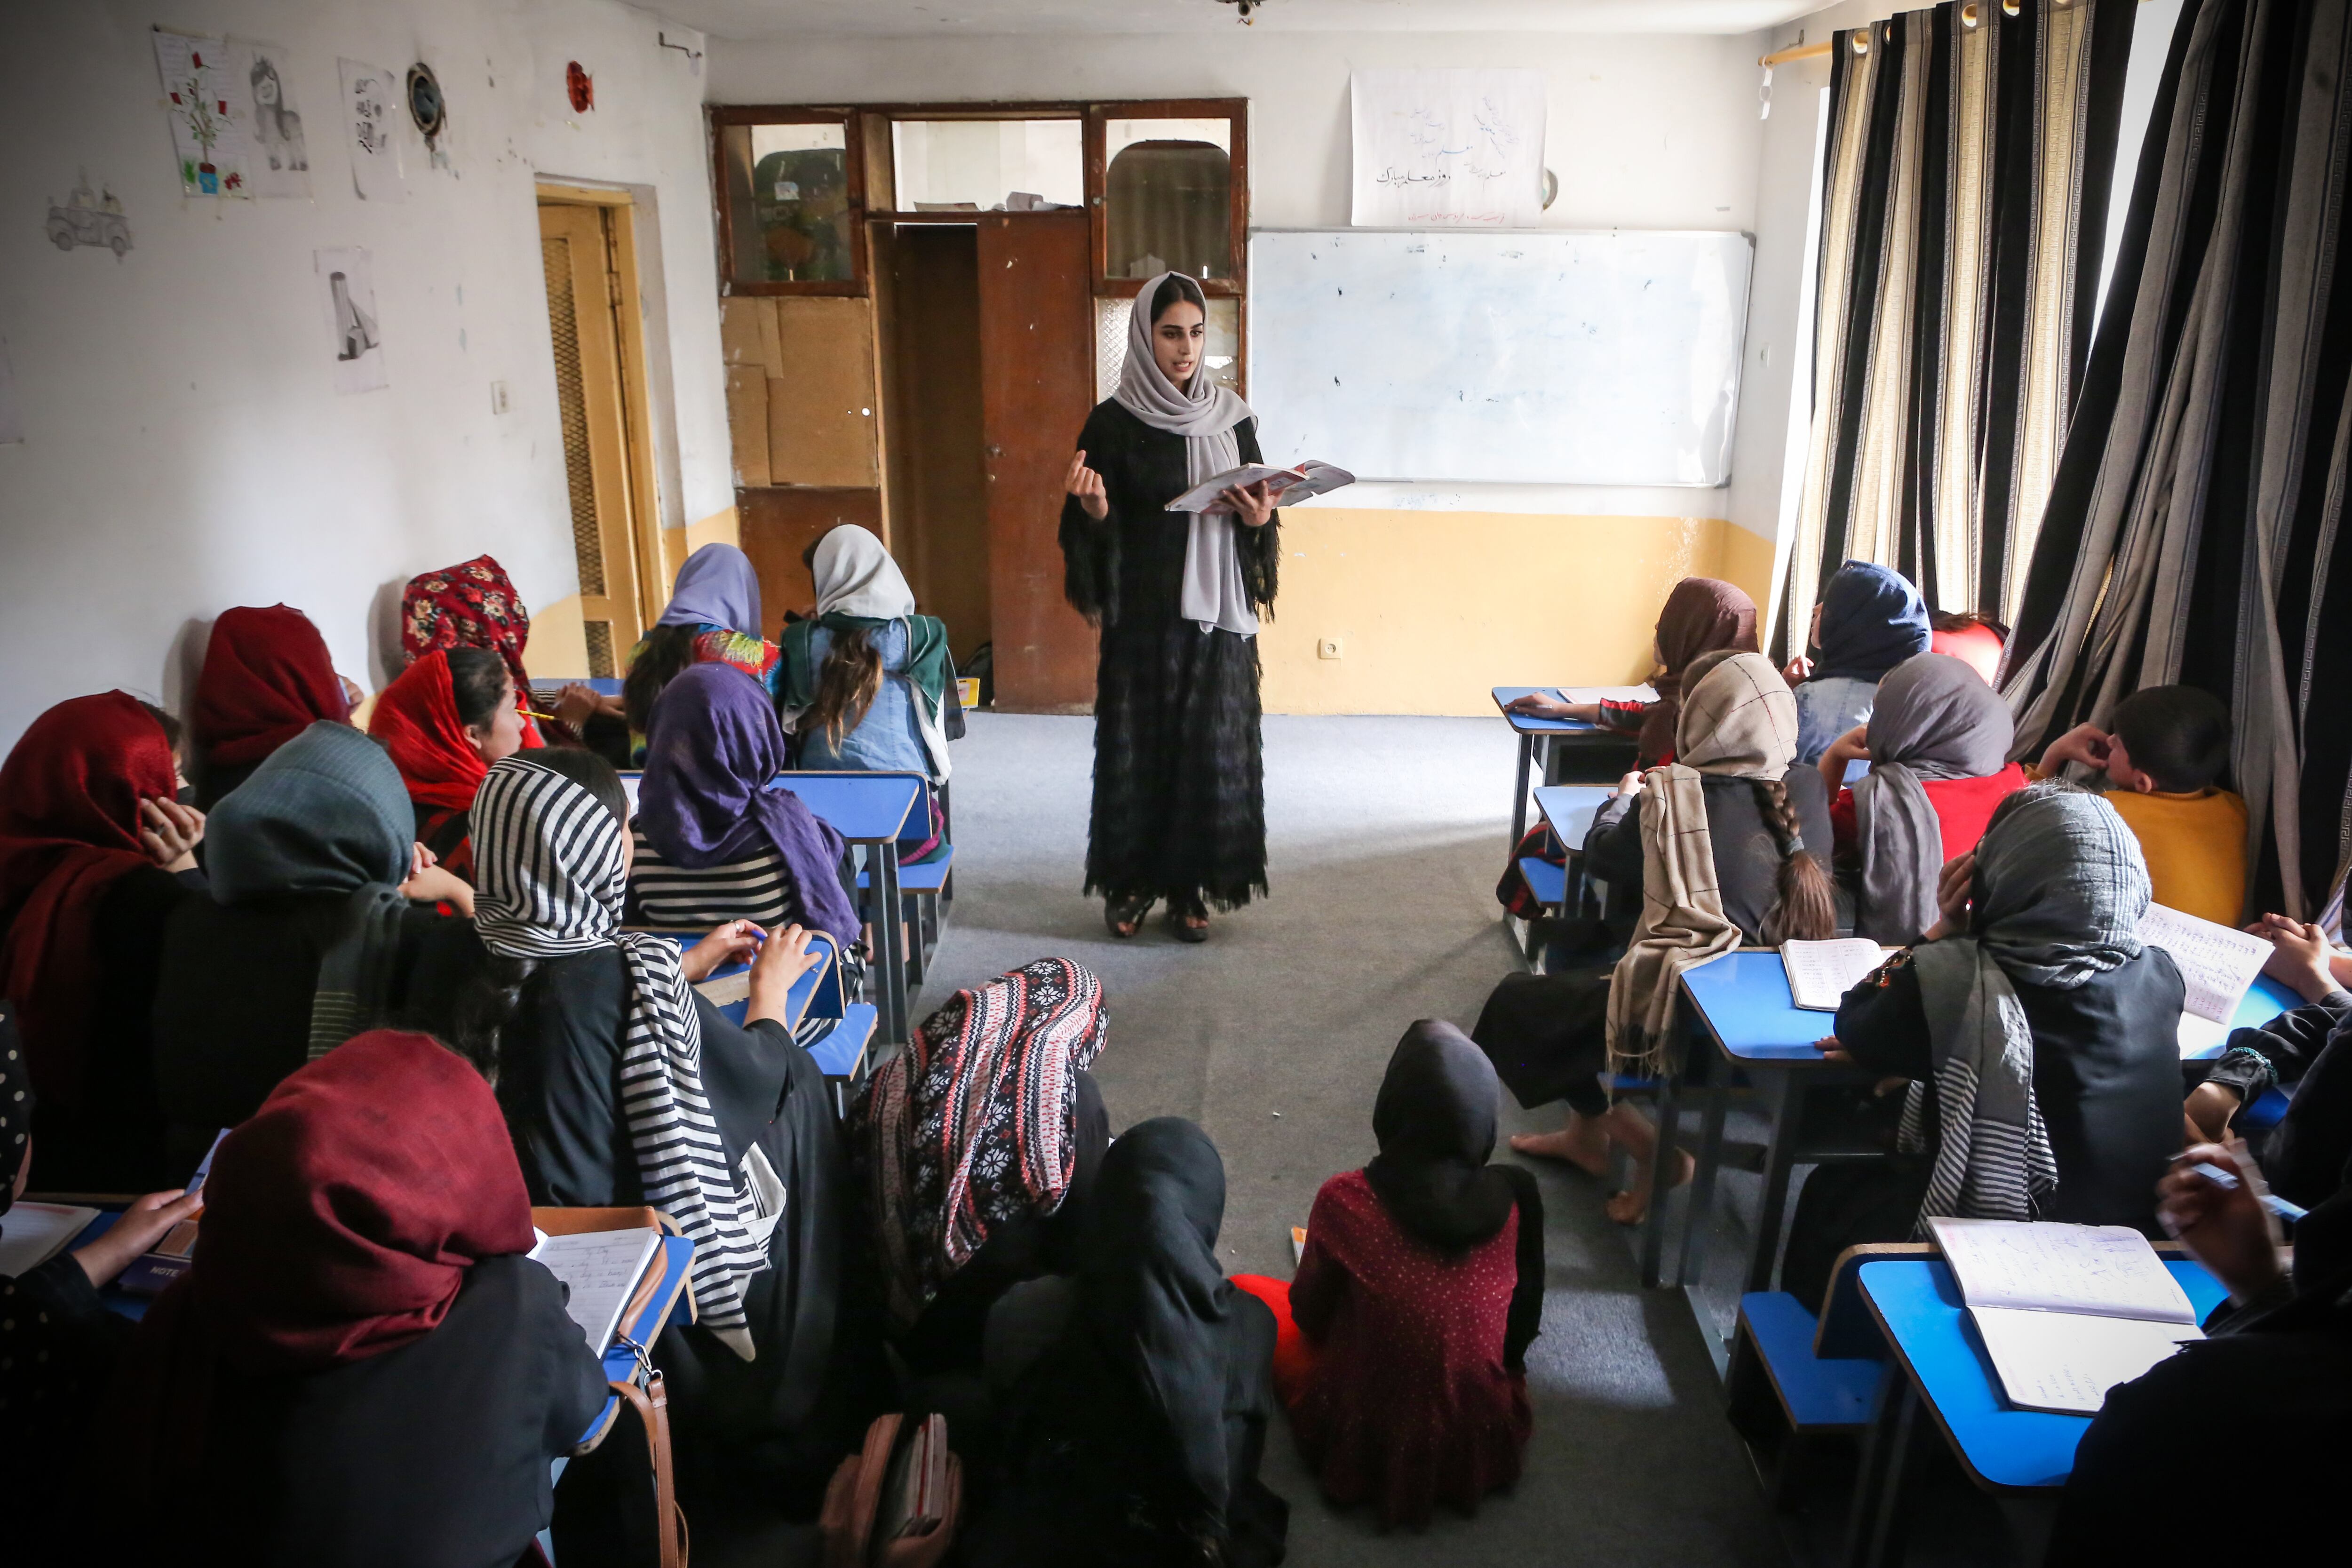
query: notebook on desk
[
  {"left": 0, "top": 1201, "right": 99, "bottom": 1277},
  {"left": 1926, "top": 1218, "right": 2203, "bottom": 1416},
  {"left": 530, "top": 1227, "right": 665, "bottom": 1356},
  {"left": 2138, "top": 904, "right": 2272, "bottom": 1056},
  {"left": 1781, "top": 939, "right": 1896, "bottom": 1011}
]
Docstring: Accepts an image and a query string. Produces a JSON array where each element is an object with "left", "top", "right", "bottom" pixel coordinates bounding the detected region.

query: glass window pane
[
  {"left": 1095, "top": 294, "right": 1240, "bottom": 399},
  {"left": 1104, "top": 119, "right": 1234, "bottom": 282},
  {"left": 720, "top": 120, "right": 853, "bottom": 284},
  {"left": 891, "top": 119, "right": 1083, "bottom": 212}
]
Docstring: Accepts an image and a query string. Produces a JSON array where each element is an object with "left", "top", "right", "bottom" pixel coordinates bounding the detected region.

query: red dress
[
  {"left": 1280, "top": 1168, "right": 1530, "bottom": 1527},
  {"left": 1831, "top": 762, "right": 2028, "bottom": 864}
]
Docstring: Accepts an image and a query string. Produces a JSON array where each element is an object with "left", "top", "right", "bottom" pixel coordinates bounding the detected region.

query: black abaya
[{"left": 1060, "top": 401, "right": 1279, "bottom": 911}]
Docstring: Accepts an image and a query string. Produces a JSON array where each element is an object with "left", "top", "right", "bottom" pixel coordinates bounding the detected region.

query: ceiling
[{"left": 656, "top": 0, "right": 1826, "bottom": 42}]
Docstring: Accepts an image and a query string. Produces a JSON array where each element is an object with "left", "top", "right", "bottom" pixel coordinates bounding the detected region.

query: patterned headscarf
[
  {"left": 851, "top": 957, "right": 1107, "bottom": 1323},
  {"left": 470, "top": 755, "right": 769, "bottom": 1356},
  {"left": 400, "top": 555, "right": 542, "bottom": 747}
]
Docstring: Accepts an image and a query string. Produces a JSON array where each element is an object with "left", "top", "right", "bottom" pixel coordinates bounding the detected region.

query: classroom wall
[
  {"left": 0, "top": 0, "right": 731, "bottom": 749},
  {"left": 708, "top": 28, "right": 1783, "bottom": 714}
]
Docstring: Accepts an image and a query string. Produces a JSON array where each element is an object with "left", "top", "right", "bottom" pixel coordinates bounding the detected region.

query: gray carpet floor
[{"left": 918, "top": 712, "right": 1780, "bottom": 1568}]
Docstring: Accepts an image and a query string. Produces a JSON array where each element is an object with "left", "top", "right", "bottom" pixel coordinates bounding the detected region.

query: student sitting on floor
[
  {"left": 152, "top": 720, "right": 473, "bottom": 1176},
  {"left": 368, "top": 646, "right": 522, "bottom": 883},
  {"left": 1501, "top": 575, "right": 1757, "bottom": 769},
  {"left": 2184, "top": 913, "right": 2352, "bottom": 1144},
  {"left": 2045, "top": 1137, "right": 2352, "bottom": 1565},
  {"left": 399, "top": 553, "right": 552, "bottom": 748},
  {"left": 1479, "top": 651, "right": 1836, "bottom": 1223},
  {"left": 1818, "top": 651, "right": 2029, "bottom": 944},
  {"left": 1926, "top": 609, "right": 2006, "bottom": 685},
  {"left": 0, "top": 1021, "right": 205, "bottom": 1565},
  {"left": 1233, "top": 1021, "right": 1542, "bottom": 1528},
  {"left": 2037, "top": 683, "right": 2246, "bottom": 924},
  {"left": 188, "top": 604, "right": 355, "bottom": 809},
  {"left": 1781, "top": 560, "right": 1932, "bottom": 765},
  {"left": 963, "top": 1117, "right": 1289, "bottom": 1568},
  {"left": 850, "top": 957, "right": 1108, "bottom": 1381},
  {"left": 1784, "top": 783, "right": 2185, "bottom": 1309},
  {"left": 602, "top": 541, "right": 782, "bottom": 767},
  {"left": 0, "top": 692, "right": 209, "bottom": 1191},
  {"left": 109, "top": 1029, "right": 609, "bottom": 1568},
  {"left": 450, "top": 749, "right": 859, "bottom": 1504}
]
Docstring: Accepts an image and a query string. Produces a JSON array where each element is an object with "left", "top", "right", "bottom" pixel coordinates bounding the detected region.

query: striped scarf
[{"left": 471, "top": 756, "right": 769, "bottom": 1358}]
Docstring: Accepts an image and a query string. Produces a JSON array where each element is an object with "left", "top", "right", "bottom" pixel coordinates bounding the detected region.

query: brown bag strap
[{"left": 610, "top": 1374, "right": 689, "bottom": 1568}]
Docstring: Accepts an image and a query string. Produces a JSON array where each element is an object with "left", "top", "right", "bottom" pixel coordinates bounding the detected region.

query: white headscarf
[
  {"left": 811, "top": 524, "right": 917, "bottom": 620},
  {"left": 1114, "top": 271, "right": 1260, "bottom": 637}
]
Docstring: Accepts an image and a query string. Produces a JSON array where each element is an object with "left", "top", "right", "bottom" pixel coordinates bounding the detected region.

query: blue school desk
[
  {"left": 531, "top": 677, "right": 625, "bottom": 699},
  {"left": 1843, "top": 1256, "right": 2225, "bottom": 1566},
  {"left": 1490, "top": 687, "right": 1644, "bottom": 852},
  {"left": 1518, "top": 786, "right": 1616, "bottom": 946},
  {"left": 770, "top": 772, "right": 923, "bottom": 1050}
]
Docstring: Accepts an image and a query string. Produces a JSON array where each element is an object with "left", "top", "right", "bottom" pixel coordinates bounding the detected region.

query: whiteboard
[{"left": 1248, "top": 229, "right": 1753, "bottom": 487}]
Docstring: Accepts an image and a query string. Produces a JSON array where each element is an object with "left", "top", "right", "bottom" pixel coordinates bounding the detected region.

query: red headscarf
[
  {"left": 0, "top": 692, "right": 177, "bottom": 1105},
  {"left": 367, "top": 650, "right": 489, "bottom": 813},
  {"left": 1640, "top": 577, "right": 1760, "bottom": 767},
  {"left": 191, "top": 604, "right": 350, "bottom": 769},
  {"left": 400, "top": 555, "right": 544, "bottom": 748}
]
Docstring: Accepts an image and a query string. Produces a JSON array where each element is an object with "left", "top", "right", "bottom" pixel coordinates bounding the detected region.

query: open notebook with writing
[
  {"left": 1926, "top": 1218, "right": 2203, "bottom": 1415},
  {"left": 2137, "top": 904, "right": 2271, "bottom": 1056},
  {"left": 1781, "top": 939, "right": 1896, "bottom": 1012},
  {"left": 529, "top": 1227, "right": 665, "bottom": 1356}
]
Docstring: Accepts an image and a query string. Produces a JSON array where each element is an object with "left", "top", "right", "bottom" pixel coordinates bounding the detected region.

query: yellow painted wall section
[
  {"left": 1257, "top": 511, "right": 1777, "bottom": 716},
  {"left": 525, "top": 592, "right": 592, "bottom": 681}
]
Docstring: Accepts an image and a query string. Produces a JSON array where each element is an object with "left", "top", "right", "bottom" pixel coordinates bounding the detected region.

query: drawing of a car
[{"left": 48, "top": 184, "right": 132, "bottom": 256}]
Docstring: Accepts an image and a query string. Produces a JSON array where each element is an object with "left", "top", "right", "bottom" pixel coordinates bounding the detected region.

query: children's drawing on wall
[
  {"left": 339, "top": 59, "right": 406, "bottom": 203},
  {"left": 46, "top": 173, "right": 132, "bottom": 256},
  {"left": 232, "top": 43, "right": 310, "bottom": 198},
  {"left": 153, "top": 30, "right": 252, "bottom": 197},
  {"left": 0, "top": 336, "right": 24, "bottom": 446},
  {"left": 315, "top": 247, "right": 389, "bottom": 394},
  {"left": 1349, "top": 68, "right": 1547, "bottom": 229}
]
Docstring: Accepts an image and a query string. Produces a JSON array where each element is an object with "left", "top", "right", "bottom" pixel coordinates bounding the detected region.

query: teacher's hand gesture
[
  {"left": 1221, "top": 479, "right": 1277, "bottom": 530},
  {"left": 1065, "top": 450, "right": 1109, "bottom": 521}
]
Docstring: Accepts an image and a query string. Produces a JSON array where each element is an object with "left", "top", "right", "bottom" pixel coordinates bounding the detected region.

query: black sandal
[
  {"left": 1104, "top": 894, "right": 1154, "bottom": 939},
  {"left": 1165, "top": 897, "right": 1210, "bottom": 944}
]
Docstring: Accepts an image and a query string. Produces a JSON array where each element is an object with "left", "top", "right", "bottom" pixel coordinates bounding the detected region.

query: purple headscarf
[
  {"left": 656, "top": 543, "right": 763, "bottom": 636},
  {"left": 639, "top": 663, "right": 860, "bottom": 943}
]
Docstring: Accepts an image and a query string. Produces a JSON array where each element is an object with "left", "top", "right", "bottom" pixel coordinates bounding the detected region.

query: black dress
[
  {"left": 1780, "top": 946, "right": 2186, "bottom": 1308},
  {"left": 1060, "top": 401, "right": 1280, "bottom": 912},
  {"left": 2, "top": 1254, "right": 135, "bottom": 1563}
]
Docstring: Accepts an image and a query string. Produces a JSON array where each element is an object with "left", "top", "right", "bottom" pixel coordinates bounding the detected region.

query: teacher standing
[{"left": 1061, "top": 272, "right": 1280, "bottom": 943}]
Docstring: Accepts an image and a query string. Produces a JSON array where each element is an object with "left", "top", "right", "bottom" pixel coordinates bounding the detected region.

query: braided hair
[{"left": 1749, "top": 776, "right": 1837, "bottom": 944}]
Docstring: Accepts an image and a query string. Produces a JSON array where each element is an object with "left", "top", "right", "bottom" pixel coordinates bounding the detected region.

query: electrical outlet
[
  {"left": 1317, "top": 637, "right": 1343, "bottom": 660},
  {"left": 490, "top": 380, "right": 511, "bottom": 415}
]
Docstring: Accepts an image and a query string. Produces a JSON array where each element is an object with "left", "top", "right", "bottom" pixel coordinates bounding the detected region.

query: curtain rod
[{"left": 1759, "top": 40, "right": 1832, "bottom": 67}]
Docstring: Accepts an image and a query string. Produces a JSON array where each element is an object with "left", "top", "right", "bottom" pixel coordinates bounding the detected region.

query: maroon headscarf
[
  {"left": 0, "top": 693, "right": 178, "bottom": 1107},
  {"left": 190, "top": 605, "right": 349, "bottom": 771},
  {"left": 1639, "top": 578, "right": 1760, "bottom": 767},
  {"left": 401, "top": 555, "right": 545, "bottom": 748}
]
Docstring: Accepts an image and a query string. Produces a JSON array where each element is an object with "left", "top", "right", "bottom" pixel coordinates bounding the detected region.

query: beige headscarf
[{"left": 1605, "top": 651, "right": 1802, "bottom": 1080}]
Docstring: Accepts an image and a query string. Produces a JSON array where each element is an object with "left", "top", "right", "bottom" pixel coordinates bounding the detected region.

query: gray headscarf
[
  {"left": 1851, "top": 653, "right": 2015, "bottom": 944},
  {"left": 1899, "top": 785, "right": 2150, "bottom": 1226},
  {"left": 1114, "top": 271, "right": 1259, "bottom": 637},
  {"left": 204, "top": 721, "right": 414, "bottom": 1059}
]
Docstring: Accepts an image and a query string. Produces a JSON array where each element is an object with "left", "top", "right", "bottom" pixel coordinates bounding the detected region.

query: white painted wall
[
  {"left": 710, "top": 28, "right": 1775, "bottom": 525},
  {"left": 0, "top": 0, "right": 728, "bottom": 749}
]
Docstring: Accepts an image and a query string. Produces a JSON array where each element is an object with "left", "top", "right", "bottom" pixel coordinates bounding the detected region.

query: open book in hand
[
  {"left": 529, "top": 1227, "right": 664, "bottom": 1355},
  {"left": 1781, "top": 938, "right": 1895, "bottom": 1012},
  {"left": 1927, "top": 1218, "right": 2203, "bottom": 1416},
  {"left": 2137, "top": 903, "right": 2272, "bottom": 1057},
  {"left": 1168, "top": 460, "right": 1355, "bottom": 515}
]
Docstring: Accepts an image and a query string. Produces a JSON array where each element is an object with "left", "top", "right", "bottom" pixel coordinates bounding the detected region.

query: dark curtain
[
  {"left": 2003, "top": 0, "right": 2352, "bottom": 918},
  {"left": 1782, "top": 0, "right": 2137, "bottom": 656}
]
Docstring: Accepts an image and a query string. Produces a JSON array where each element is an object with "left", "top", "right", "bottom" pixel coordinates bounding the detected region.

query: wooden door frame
[{"left": 537, "top": 182, "right": 667, "bottom": 635}]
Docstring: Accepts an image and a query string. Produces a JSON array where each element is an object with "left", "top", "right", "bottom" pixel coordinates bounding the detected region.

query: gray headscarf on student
[
  {"left": 1851, "top": 653, "right": 2015, "bottom": 945},
  {"left": 203, "top": 721, "right": 414, "bottom": 1060},
  {"left": 1114, "top": 271, "right": 1259, "bottom": 637},
  {"left": 1899, "top": 785, "right": 2148, "bottom": 1227}
]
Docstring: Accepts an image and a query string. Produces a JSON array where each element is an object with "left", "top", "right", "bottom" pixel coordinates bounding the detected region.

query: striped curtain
[
  {"left": 2006, "top": 0, "right": 2352, "bottom": 918},
  {"left": 1783, "top": 0, "right": 2137, "bottom": 654}
]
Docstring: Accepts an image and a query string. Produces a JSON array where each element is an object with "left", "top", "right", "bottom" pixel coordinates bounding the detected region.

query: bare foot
[
  {"left": 1602, "top": 1146, "right": 1697, "bottom": 1226},
  {"left": 1509, "top": 1116, "right": 1610, "bottom": 1178}
]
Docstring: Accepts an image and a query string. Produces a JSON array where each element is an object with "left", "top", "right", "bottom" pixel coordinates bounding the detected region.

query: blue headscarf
[
  {"left": 1812, "top": 560, "right": 1931, "bottom": 683},
  {"left": 656, "top": 543, "right": 763, "bottom": 637}
]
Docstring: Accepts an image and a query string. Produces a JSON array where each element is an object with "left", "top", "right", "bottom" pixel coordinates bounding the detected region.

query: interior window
[
  {"left": 720, "top": 120, "right": 854, "bottom": 284},
  {"left": 890, "top": 119, "right": 1083, "bottom": 212},
  {"left": 1103, "top": 119, "right": 1234, "bottom": 282}
]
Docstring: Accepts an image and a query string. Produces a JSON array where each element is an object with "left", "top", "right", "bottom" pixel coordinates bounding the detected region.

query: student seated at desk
[
  {"left": 1780, "top": 560, "right": 1931, "bottom": 765},
  {"left": 1818, "top": 651, "right": 2027, "bottom": 944},
  {"left": 368, "top": 647, "right": 522, "bottom": 883},
  {"left": 2036, "top": 684, "right": 2247, "bottom": 924},
  {"left": 963, "top": 1118, "right": 1288, "bottom": 1568},
  {"left": 152, "top": 721, "right": 472, "bottom": 1177},
  {"left": 108, "top": 1029, "right": 609, "bottom": 1568},
  {"left": 1786, "top": 783, "right": 2185, "bottom": 1310},
  {"left": 449, "top": 749, "right": 857, "bottom": 1496},
  {"left": 1502, "top": 575, "right": 1757, "bottom": 768},
  {"left": 1926, "top": 609, "right": 2005, "bottom": 685},
  {"left": 1480, "top": 652, "right": 1836, "bottom": 1223},
  {"left": 0, "top": 692, "right": 209, "bottom": 1191},
  {"left": 850, "top": 957, "right": 1108, "bottom": 1379},
  {"left": 599, "top": 541, "right": 781, "bottom": 767},
  {"left": 0, "top": 1026, "right": 204, "bottom": 1566},
  {"left": 2183, "top": 913, "right": 2352, "bottom": 1146},
  {"left": 400, "top": 553, "right": 553, "bottom": 749},
  {"left": 188, "top": 604, "right": 356, "bottom": 810},
  {"left": 2046, "top": 1139, "right": 2352, "bottom": 1565},
  {"left": 780, "top": 525, "right": 955, "bottom": 791},
  {"left": 1232, "top": 1022, "right": 1542, "bottom": 1528}
]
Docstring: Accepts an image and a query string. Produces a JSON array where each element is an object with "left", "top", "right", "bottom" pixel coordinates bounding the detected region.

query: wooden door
[{"left": 976, "top": 212, "right": 1098, "bottom": 713}]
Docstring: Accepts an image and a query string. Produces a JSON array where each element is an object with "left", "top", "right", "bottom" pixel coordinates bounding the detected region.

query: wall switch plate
[
  {"left": 1317, "top": 637, "right": 1343, "bottom": 660},
  {"left": 490, "top": 380, "right": 511, "bottom": 415}
]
